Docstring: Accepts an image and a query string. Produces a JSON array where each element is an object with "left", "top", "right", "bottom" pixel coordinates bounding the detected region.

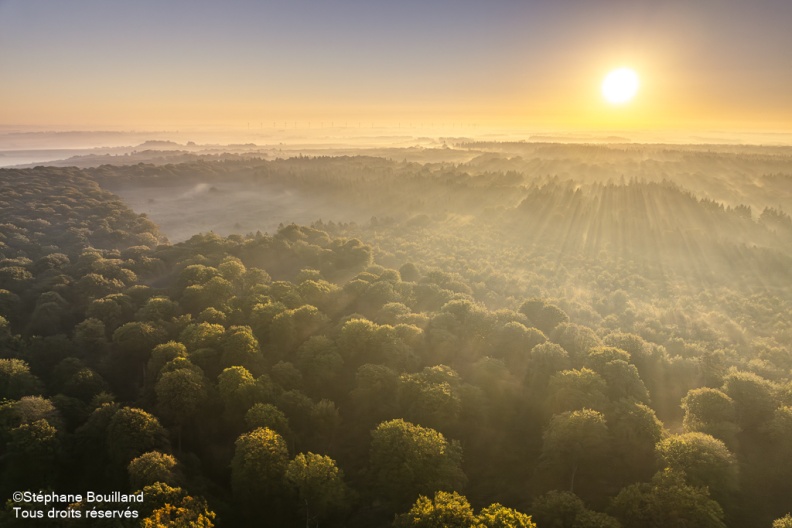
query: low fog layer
[{"left": 117, "top": 181, "right": 364, "bottom": 242}]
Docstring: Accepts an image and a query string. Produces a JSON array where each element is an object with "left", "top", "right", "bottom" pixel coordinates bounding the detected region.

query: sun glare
[{"left": 602, "top": 68, "right": 639, "bottom": 105}]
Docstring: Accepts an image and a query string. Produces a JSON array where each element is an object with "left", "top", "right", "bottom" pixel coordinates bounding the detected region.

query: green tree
[
  {"left": 476, "top": 503, "right": 536, "bottom": 528},
  {"left": 128, "top": 451, "right": 180, "bottom": 490},
  {"left": 541, "top": 409, "right": 610, "bottom": 493},
  {"left": 519, "top": 299, "right": 569, "bottom": 334},
  {"left": 773, "top": 514, "right": 792, "bottom": 528},
  {"left": 350, "top": 364, "right": 400, "bottom": 426},
  {"left": 179, "top": 322, "right": 225, "bottom": 352},
  {"left": 398, "top": 365, "right": 462, "bottom": 432},
  {"left": 369, "top": 419, "right": 466, "bottom": 507},
  {"left": 611, "top": 469, "right": 725, "bottom": 528},
  {"left": 106, "top": 407, "right": 170, "bottom": 466},
  {"left": 530, "top": 490, "right": 586, "bottom": 528},
  {"left": 231, "top": 427, "right": 289, "bottom": 506},
  {"left": 270, "top": 305, "right": 329, "bottom": 354},
  {"left": 5, "top": 419, "right": 59, "bottom": 489},
  {"left": 147, "top": 341, "right": 189, "bottom": 384},
  {"left": 285, "top": 452, "right": 349, "bottom": 527},
  {"left": 110, "top": 321, "right": 168, "bottom": 396},
  {"left": 525, "top": 342, "right": 570, "bottom": 397},
  {"left": 393, "top": 491, "right": 475, "bottom": 528},
  {"left": 6, "top": 396, "right": 62, "bottom": 430},
  {"left": 608, "top": 400, "right": 664, "bottom": 484},
  {"left": 681, "top": 388, "right": 740, "bottom": 448},
  {"left": 295, "top": 336, "right": 344, "bottom": 398},
  {"left": 550, "top": 323, "right": 601, "bottom": 362},
  {"left": 136, "top": 296, "right": 180, "bottom": 322},
  {"left": 73, "top": 317, "right": 109, "bottom": 362},
  {"left": 86, "top": 294, "right": 135, "bottom": 332},
  {"left": 337, "top": 317, "right": 383, "bottom": 366},
  {"left": 572, "top": 510, "right": 621, "bottom": 528},
  {"left": 722, "top": 370, "right": 777, "bottom": 431},
  {"left": 0, "top": 359, "right": 43, "bottom": 399},
  {"left": 220, "top": 326, "right": 262, "bottom": 372},
  {"left": 155, "top": 365, "right": 208, "bottom": 450},
  {"left": 245, "top": 403, "right": 292, "bottom": 437},
  {"left": 546, "top": 369, "right": 608, "bottom": 415},
  {"left": 493, "top": 322, "right": 547, "bottom": 375},
  {"left": 218, "top": 366, "right": 267, "bottom": 423},
  {"left": 139, "top": 483, "right": 216, "bottom": 528},
  {"left": 655, "top": 432, "right": 738, "bottom": 501},
  {"left": 585, "top": 349, "right": 649, "bottom": 403}
]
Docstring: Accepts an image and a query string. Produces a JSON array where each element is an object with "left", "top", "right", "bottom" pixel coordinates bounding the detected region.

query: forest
[{"left": 1, "top": 142, "right": 792, "bottom": 527}]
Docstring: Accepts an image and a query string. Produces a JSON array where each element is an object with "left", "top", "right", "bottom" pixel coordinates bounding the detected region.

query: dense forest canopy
[{"left": 1, "top": 144, "right": 791, "bottom": 527}]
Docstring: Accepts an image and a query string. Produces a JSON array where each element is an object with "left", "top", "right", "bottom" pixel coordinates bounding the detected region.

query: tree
[
  {"left": 546, "top": 369, "right": 608, "bottom": 415},
  {"left": 0, "top": 359, "right": 43, "bottom": 399},
  {"left": 245, "top": 403, "right": 292, "bottom": 438},
  {"left": 218, "top": 366, "right": 267, "bottom": 423},
  {"left": 721, "top": 370, "right": 777, "bottom": 431},
  {"left": 393, "top": 491, "right": 476, "bottom": 528},
  {"left": 73, "top": 317, "right": 109, "bottom": 362},
  {"left": 147, "top": 341, "right": 189, "bottom": 384},
  {"left": 550, "top": 324, "right": 602, "bottom": 362},
  {"left": 493, "top": 322, "right": 547, "bottom": 375},
  {"left": 308, "top": 399, "right": 341, "bottom": 453},
  {"left": 766, "top": 405, "right": 792, "bottom": 461},
  {"left": 525, "top": 342, "right": 570, "bottom": 397},
  {"left": 136, "top": 296, "right": 180, "bottom": 323},
  {"left": 7, "top": 396, "right": 62, "bottom": 430},
  {"left": 106, "top": 407, "right": 170, "bottom": 466},
  {"left": 63, "top": 366, "right": 109, "bottom": 402},
  {"left": 608, "top": 400, "right": 664, "bottom": 484},
  {"left": 231, "top": 427, "right": 289, "bottom": 504},
  {"left": 155, "top": 366, "right": 208, "bottom": 450},
  {"left": 369, "top": 419, "right": 466, "bottom": 507},
  {"left": 295, "top": 336, "right": 344, "bottom": 398},
  {"left": 598, "top": 360, "right": 650, "bottom": 403},
  {"left": 681, "top": 388, "right": 740, "bottom": 448},
  {"left": 476, "top": 503, "right": 536, "bottom": 528},
  {"left": 128, "top": 451, "right": 180, "bottom": 490},
  {"left": 773, "top": 514, "right": 792, "bottom": 528},
  {"left": 141, "top": 500, "right": 216, "bottom": 528},
  {"left": 179, "top": 322, "right": 225, "bottom": 352},
  {"left": 285, "top": 452, "right": 349, "bottom": 527},
  {"left": 519, "top": 299, "right": 569, "bottom": 334},
  {"left": 655, "top": 433, "right": 738, "bottom": 501},
  {"left": 109, "top": 321, "right": 168, "bottom": 396},
  {"left": 350, "top": 364, "right": 400, "bottom": 426},
  {"left": 270, "top": 305, "right": 329, "bottom": 354},
  {"left": 611, "top": 469, "right": 726, "bottom": 528},
  {"left": 571, "top": 510, "right": 621, "bottom": 528},
  {"left": 337, "top": 318, "right": 383, "bottom": 366},
  {"left": 5, "top": 419, "right": 60, "bottom": 489},
  {"left": 86, "top": 294, "right": 135, "bottom": 332},
  {"left": 530, "top": 490, "right": 586, "bottom": 528},
  {"left": 139, "top": 483, "right": 216, "bottom": 528},
  {"left": 220, "top": 326, "right": 262, "bottom": 372},
  {"left": 398, "top": 365, "right": 462, "bottom": 432},
  {"left": 541, "top": 409, "right": 610, "bottom": 493}
]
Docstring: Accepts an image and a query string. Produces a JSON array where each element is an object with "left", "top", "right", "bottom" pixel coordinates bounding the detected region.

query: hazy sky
[{"left": 2, "top": 0, "right": 791, "bottom": 132}]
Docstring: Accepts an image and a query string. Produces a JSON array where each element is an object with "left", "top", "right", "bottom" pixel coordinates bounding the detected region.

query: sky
[{"left": 1, "top": 0, "right": 792, "bottom": 134}]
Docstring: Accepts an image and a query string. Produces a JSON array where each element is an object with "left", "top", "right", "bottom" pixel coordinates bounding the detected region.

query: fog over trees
[{"left": 1, "top": 141, "right": 792, "bottom": 526}]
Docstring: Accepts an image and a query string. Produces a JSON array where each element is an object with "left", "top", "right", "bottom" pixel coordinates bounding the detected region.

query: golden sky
[{"left": 1, "top": 0, "right": 791, "bottom": 134}]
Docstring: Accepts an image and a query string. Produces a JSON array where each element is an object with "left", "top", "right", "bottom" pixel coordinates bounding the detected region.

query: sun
[{"left": 602, "top": 68, "right": 639, "bottom": 105}]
